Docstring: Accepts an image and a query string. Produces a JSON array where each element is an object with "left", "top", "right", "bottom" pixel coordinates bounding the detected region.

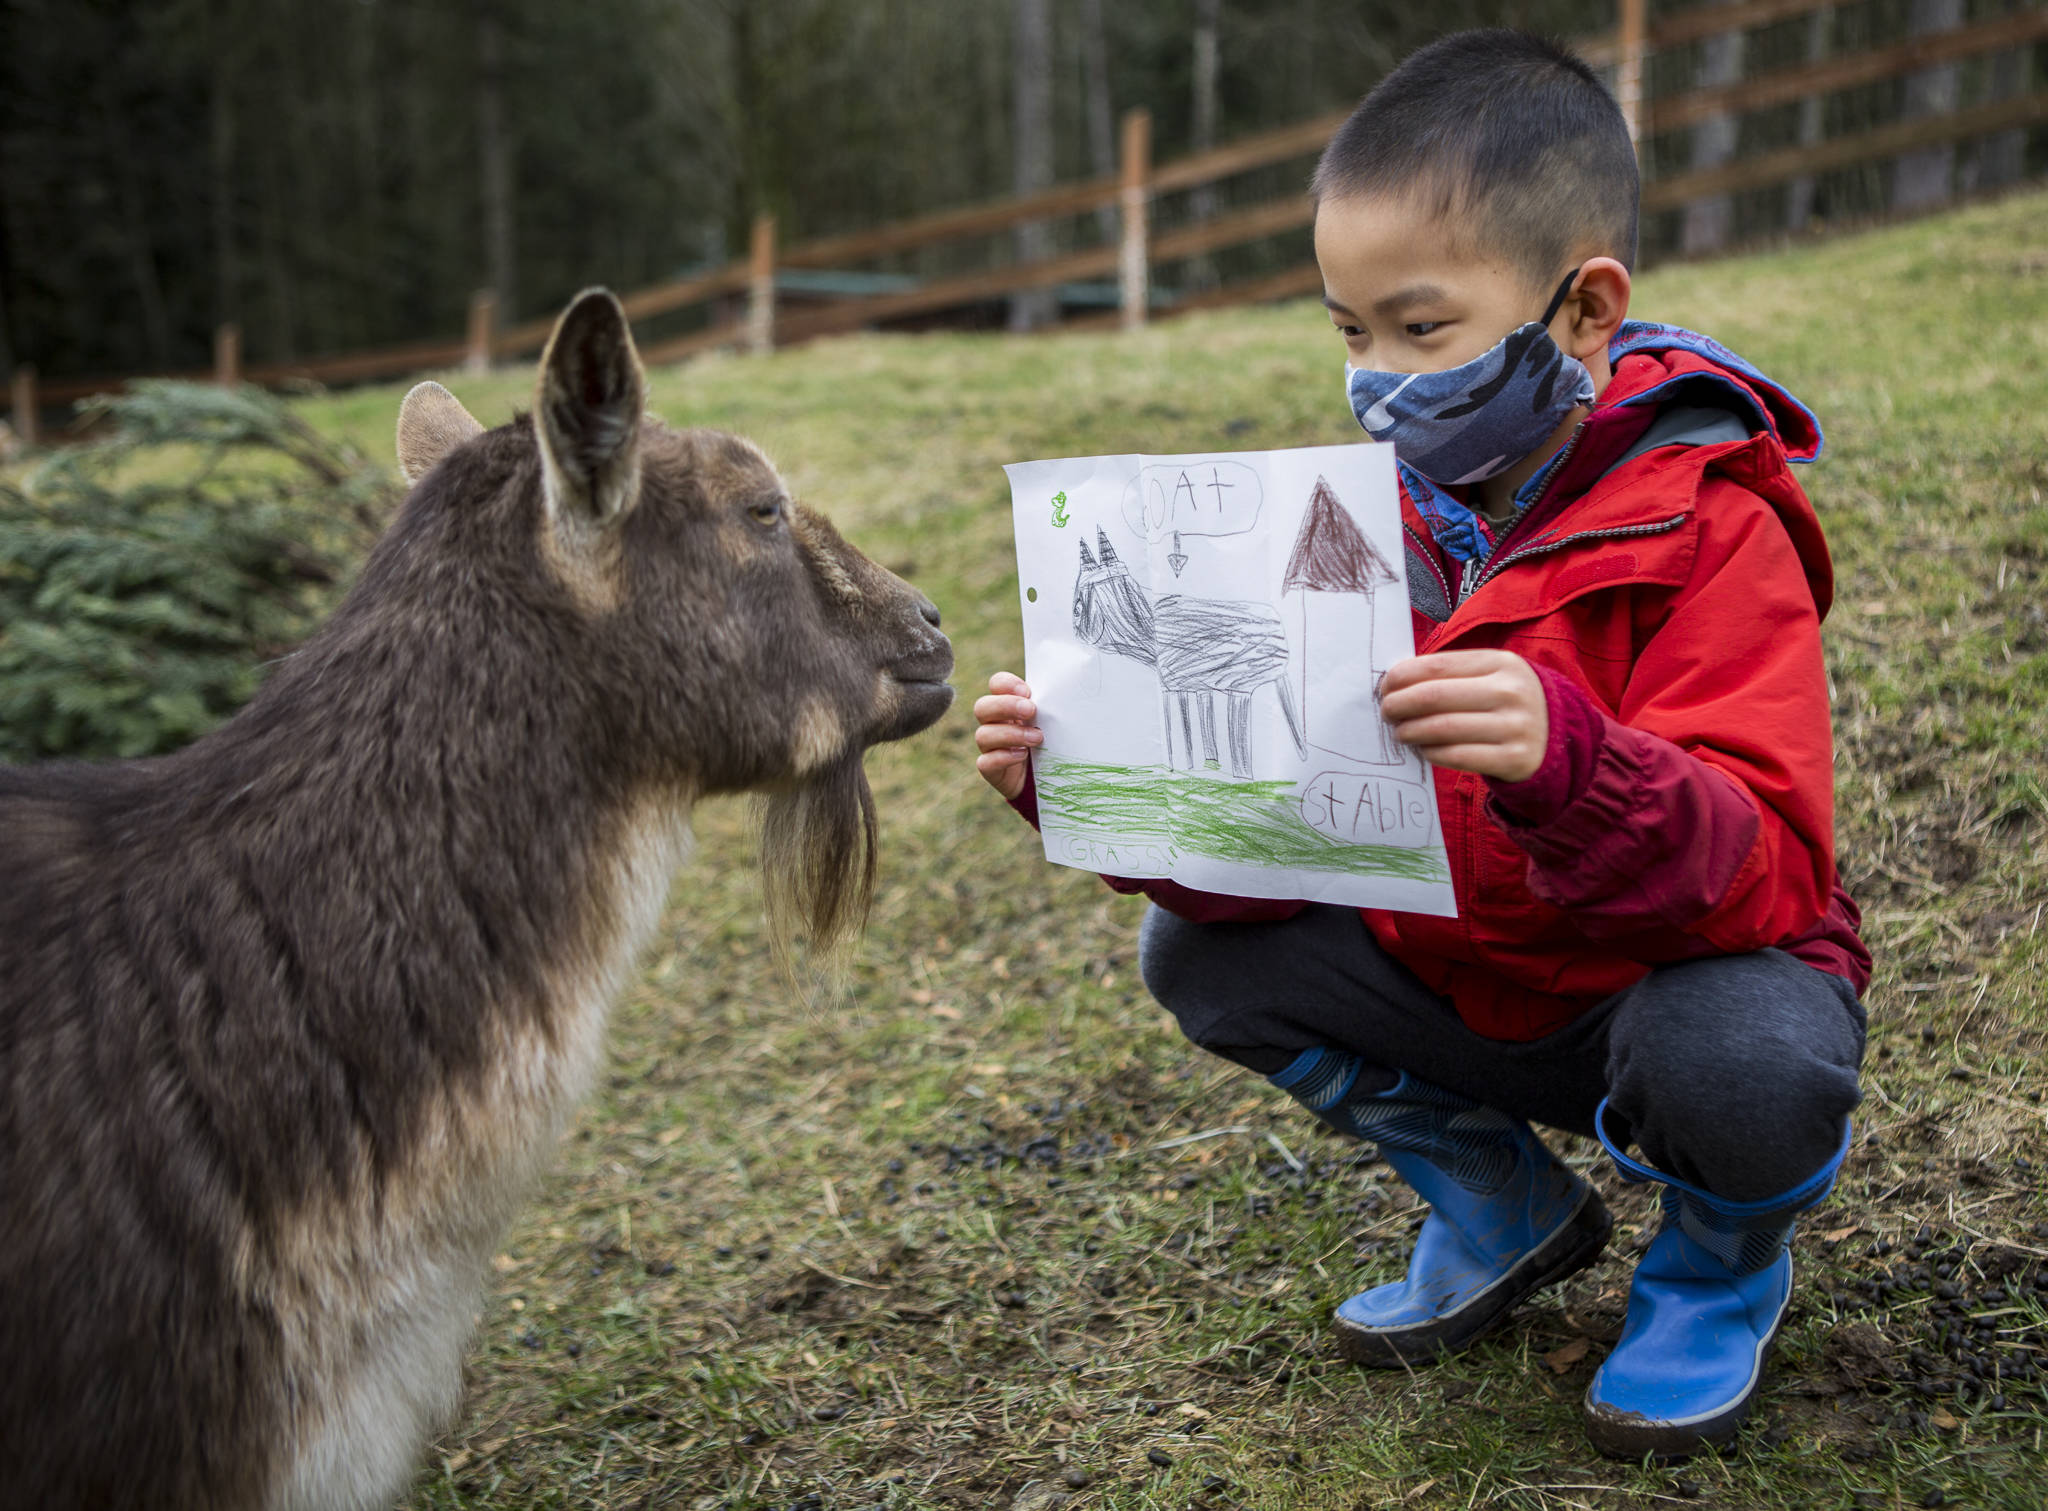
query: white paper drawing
[{"left": 1005, "top": 444, "right": 1456, "bottom": 916}]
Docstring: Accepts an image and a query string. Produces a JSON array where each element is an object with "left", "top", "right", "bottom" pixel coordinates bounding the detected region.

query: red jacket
[{"left": 1011, "top": 325, "right": 1870, "bottom": 1041}]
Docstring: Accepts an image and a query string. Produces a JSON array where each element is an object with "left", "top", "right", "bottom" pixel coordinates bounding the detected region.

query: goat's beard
[{"left": 758, "top": 748, "right": 877, "bottom": 970}]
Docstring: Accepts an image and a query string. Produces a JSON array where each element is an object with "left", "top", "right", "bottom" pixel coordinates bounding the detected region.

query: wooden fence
[{"left": 9, "top": 0, "right": 2044, "bottom": 447}]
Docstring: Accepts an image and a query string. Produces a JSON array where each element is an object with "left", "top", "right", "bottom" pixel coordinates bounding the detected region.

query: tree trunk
[
  {"left": 279, "top": 19, "right": 331, "bottom": 353},
  {"left": 728, "top": 3, "right": 766, "bottom": 257},
  {"left": 977, "top": 2, "right": 1009, "bottom": 209},
  {"left": 1681, "top": 3, "right": 1745, "bottom": 255},
  {"left": 257, "top": 126, "right": 297, "bottom": 362},
  {"left": 350, "top": 0, "right": 382, "bottom": 347},
  {"left": 1784, "top": 7, "right": 1830, "bottom": 231},
  {"left": 1185, "top": 0, "right": 1223, "bottom": 292},
  {"left": 1972, "top": 1, "right": 2028, "bottom": 191},
  {"left": 209, "top": 1, "right": 241, "bottom": 333},
  {"left": 1892, "top": 0, "right": 1963, "bottom": 212},
  {"left": 0, "top": 271, "right": 15, "bottom": 378},
  {"left": 477, "top": 6, "right": 516, "bottom": 321},
  {"left": 1008, "top": 0, "right": 1058, "bottom": 332},
  {"left": 99, "top": 84, "right": 173, "bottom": 366},
  {"left": 1079, "top": 0, "right": 1116, "bottom": 241}
]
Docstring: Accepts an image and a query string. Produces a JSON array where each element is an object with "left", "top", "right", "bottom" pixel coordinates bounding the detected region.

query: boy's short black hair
[{"left": 1313, "top": 29, "right": 1639, "bottom": 280}]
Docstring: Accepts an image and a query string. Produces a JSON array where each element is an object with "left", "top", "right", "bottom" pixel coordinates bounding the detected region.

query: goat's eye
[{"left": 749, "top": 497, "right": 784, "bottom": 525}]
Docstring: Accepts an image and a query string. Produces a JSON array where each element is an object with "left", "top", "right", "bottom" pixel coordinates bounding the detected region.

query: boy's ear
[{"left": 1561, "top": 259, "right": 1631, "bottom": 362}]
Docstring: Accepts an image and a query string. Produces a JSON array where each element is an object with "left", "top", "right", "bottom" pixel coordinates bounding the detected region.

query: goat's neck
[{"left": 157, "top": 614, "right": 693, "bottom": 1170}]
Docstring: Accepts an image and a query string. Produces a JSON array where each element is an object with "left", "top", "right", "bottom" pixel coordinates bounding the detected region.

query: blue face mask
[{"left": 1345, "top": 269, "right": 1595, "bottom": 488}]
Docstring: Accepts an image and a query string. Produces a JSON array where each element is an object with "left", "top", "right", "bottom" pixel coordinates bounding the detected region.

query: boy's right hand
[{"left": 973, "top": 671, "right": 1042, "bottom": 801}]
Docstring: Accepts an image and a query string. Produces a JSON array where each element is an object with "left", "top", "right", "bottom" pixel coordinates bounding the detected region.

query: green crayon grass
[{"left": 1037, "top": 755, "right": 1451, "bottom": 883}]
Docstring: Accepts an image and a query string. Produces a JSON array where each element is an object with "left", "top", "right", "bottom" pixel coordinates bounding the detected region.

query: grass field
[{"left": 292, "top": 190, "right": 2048, "bottom": 1511}]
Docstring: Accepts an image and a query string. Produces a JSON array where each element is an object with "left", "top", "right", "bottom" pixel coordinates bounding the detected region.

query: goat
[{"left": 0, "top": 289, "right": 954, "bottom": 1511}]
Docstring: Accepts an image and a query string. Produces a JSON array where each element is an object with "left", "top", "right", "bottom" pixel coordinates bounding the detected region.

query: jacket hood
[
  {"left": 1530, "top": 322, "right": 1823, "bottom": 518},
  {"left": 1523, "top": 320, "right": 1835, "bottom": 618},
  {"left": 1597, "top": 321, "right": 1823, "bottom": 463}
]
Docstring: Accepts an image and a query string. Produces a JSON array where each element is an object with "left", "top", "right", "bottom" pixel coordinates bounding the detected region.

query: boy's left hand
[{"left": 1379, "top": 650, "right": 1549, "bottom": 782}]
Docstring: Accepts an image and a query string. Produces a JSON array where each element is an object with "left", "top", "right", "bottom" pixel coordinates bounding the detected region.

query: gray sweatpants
[{"left": 1139, "top": 903, "right": 1865, "bottom": 1203}]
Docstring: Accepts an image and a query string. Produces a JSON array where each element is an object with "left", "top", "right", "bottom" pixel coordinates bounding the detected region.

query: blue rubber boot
[
  {"left": 1270, "top": 1050, "right": 1611, "bottom": 1366},
  {"left": 1583, "top": 1100, "right": 1851, "bottom": 1459}
]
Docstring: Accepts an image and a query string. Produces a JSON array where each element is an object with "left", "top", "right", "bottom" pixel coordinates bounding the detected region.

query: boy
[{"left": 974, "top": 30, "right": 1869, "bottom": 1459}]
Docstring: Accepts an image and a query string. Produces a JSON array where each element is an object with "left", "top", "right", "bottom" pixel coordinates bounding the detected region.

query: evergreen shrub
[{"left": 0, "top": 381, "right": 394, "bottom": 760}]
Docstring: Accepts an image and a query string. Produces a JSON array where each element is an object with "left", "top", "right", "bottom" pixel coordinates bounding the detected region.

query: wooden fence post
[
  {"left": 1118, "top": 107, "right": 1152, "bottom": 332},
  {"left": 1616, "top": 0, "right": 1648, "bottom": 148},
  {"left": 747, "top": 214, "right": 777, "bottom": 355},
  {"left": 9, "top": 364, "right": 36, "bottom": 449},
  {"left": 466, "top": 289, "right": 497, "bottom": 372},
  {"left": 214, "top": 323, "right": 241, "bottom": 386}
]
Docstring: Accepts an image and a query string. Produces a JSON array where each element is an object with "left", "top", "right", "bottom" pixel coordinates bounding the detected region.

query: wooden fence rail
[
  {"left": 1645, "top": 87, "right": 2048, "bottom": 208},
  {"left": 1649, "top": 6, "right": 2048, "bottom": 133},
  {"left": 9, "top": 0, "right": 2044, "bottom": 440}
]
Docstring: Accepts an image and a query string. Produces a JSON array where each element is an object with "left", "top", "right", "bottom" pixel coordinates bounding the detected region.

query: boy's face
[{"left": 1314, "top": 190, "right": 1563, "bottom": 375}]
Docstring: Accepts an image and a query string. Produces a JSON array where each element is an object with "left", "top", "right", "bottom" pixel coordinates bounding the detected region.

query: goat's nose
[{"left": 918, "top": 596, "right": 942, "bottom": 630}]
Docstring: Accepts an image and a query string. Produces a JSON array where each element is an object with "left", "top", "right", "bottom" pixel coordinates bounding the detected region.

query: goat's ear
[
  {"left": 396, "top": 381, "right": 483, "bottom": 484},
  {"left": 535, "top": 288, "right": 646, "bottom": 526}
]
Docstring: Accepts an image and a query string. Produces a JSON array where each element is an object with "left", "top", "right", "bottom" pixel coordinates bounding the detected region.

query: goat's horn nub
[
  {"left": 1079, "top": 537, "right": 1096, "bottom": 566},
  {"left": 1096, "top": 528, "right": 1118, "bottom": 563}
]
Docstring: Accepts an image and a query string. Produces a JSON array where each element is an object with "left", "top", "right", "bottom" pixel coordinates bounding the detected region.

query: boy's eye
[
  {"left": 1406, "top": 321, "right": 1443, "bottom": 337},
  {"left": 1335, "top": 323, "right": 1364, "bottom": 339}
]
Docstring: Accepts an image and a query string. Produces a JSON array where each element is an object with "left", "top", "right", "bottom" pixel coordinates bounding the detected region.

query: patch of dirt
[
  {"left": 1802, "top": 1219, "right": 2048, "bottom": 1433},
  {"left": 1824, "top": 1322, "right": 1903, "bottom": 1391}
]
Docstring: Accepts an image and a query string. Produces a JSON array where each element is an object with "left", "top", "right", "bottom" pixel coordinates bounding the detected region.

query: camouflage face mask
[{"left": 1345, "top": 269, "right": 1594, "bottom": 488}]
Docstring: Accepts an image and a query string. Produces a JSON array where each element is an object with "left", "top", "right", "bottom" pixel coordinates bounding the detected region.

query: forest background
[{"left": 0, "top": 0, "right": 1654, "bottom": 384}]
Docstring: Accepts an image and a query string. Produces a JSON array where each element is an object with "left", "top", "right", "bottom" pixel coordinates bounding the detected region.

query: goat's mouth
[
  {"left": 887, "top": 636, "right": 954, "bottom": 687},
  {"left": 877, "top": 643, "right": 955, "bottom": 740}
]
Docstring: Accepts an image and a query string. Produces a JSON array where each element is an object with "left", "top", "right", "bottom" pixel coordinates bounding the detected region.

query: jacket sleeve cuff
[
  {"left": 1487, "top": 664, "right": 1603, "bottom": 825},
  {"left": 1005, "top": 759, "right": 1043, "bottom": 830}
]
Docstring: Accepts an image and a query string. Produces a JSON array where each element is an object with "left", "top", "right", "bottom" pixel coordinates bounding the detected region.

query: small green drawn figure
[{"left": 1051, "top": 490, "right": 1071, "bottom": 528}]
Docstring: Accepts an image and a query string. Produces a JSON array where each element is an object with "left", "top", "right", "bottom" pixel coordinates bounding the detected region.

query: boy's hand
[
  {"left": 1380, "top": 650, "right": 1549, "bottom": 782},
  {"left": 973, "top": 671, "right": 1042, "bottom": 801}
]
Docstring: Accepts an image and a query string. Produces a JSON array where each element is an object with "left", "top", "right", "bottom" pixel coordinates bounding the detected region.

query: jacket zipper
[
  {"left": 1452, "top": 424, "right": 1587, "bottom": 608},
  {"left": 1470, "top": 512, "right": 1690, "bottom": 598},
  {"left": 1515, "top": 422, "right": 1586, "bottom": 517}
]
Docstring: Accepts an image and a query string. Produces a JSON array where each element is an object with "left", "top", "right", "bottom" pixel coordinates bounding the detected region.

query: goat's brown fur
[{"left": 0, "top": 290, "right": 953, "bottom": 1510}]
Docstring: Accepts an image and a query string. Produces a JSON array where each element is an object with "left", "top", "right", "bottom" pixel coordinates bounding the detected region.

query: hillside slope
[{"left": 293, "top": 190, "right": 2048, "bottom": 1511}]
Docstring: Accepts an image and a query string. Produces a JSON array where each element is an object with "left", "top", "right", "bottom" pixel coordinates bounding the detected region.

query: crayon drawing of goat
[
  {"left": 0, "top": 290, "right": 954, "bottom": 1511},
  {"left": 1071, "top": 527, "right": 1305, "bottom": 776}
]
